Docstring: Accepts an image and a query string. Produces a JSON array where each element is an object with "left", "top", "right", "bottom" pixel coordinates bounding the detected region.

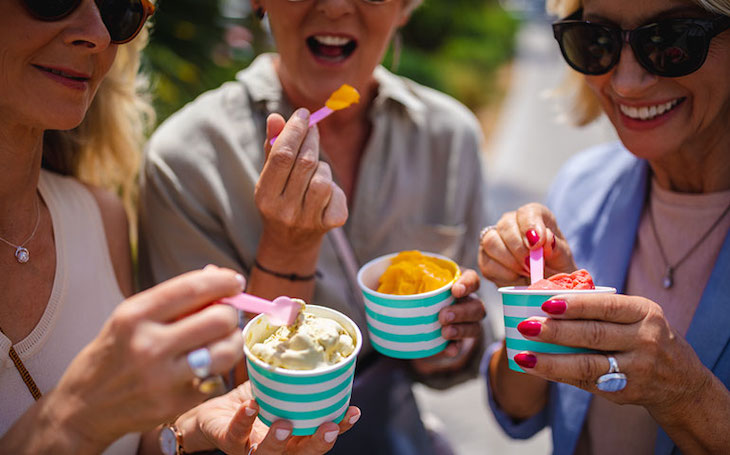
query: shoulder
[{"left": 82, "top": 185, "right": 133, "bottom": 297}]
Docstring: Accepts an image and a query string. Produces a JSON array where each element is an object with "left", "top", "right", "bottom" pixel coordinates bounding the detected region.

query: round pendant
[
  {"left": 663, "top": 267, "right": 673, "bottom": 289},
  {"left": 15, "top": 246, "right": 29, "bottom": 264}
]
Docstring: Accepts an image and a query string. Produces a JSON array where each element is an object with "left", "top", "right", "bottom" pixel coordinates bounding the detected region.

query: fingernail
[
  {"left": 452, "top": 283, "right": 465, "bottom": 296},
  {"left": 444, "top": 311, "right": 455, "bottom": 323},
  {"left": 203, "top": 264, "right": 216, "bottom": 271},
  {"left": 517, "top": 320, "right": 542, "bottom": 337},
  {"left": 235, "top": 273, "right": 246, "bottom": 290},
  {"left": 514, "top": 352, "right": 537, "bottom": 368},
  {"left": 542, "top": 299, "right": 567, "bottom": 315},
  {"left": 526, "top": 229, "right": 540, "bottom": 247},
  {"left": 275, "top": 428, "right": 291, "bottom": 440},
  {"left": 445, "top": 327, "right": 457, "bottom": 338},
  {"left": 551, "top": 236, "right": 557, "bottom": 250},
  {"left": 244, "top": 406, "right": 257, "bottom": 416},
  {"left": 524, "top": 256, "right": 530, "bottom": 268},
  {"left": 324, "top": 430, "right": 338, "bottom": 443},
  {"left": 349, "top": 413, "right": 361, "bottom": 425},
  {"left": 296, "top": 108, "right": 310, "bottom": 119}
]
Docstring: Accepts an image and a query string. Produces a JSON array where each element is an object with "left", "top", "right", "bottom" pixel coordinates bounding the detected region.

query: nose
[
  {"left": 610, "top": 40, "right": 659, "bottom": 97},
  {"left": 316, "top": 0, "right": 356, "bottom": 19},
  {"left": 62, "top": 0, "right": 112, "bottom": 50}
]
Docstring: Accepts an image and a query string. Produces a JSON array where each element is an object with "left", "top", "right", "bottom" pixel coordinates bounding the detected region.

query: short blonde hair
[
  {"left": 42, "top": 25, "right": 154, "bottom": 226},
  {"left": 547, "top": 0, "right": 730, "bottom": 125}
]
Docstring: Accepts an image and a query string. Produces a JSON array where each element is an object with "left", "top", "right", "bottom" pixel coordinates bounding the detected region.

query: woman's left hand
[
  {"left": 179, "top": 381, "right": 361, "bottom": 454},
  {"left": 411, "top": 269, "right": 486, "bottom": 375},
  {"left": 514, "top": 293, "right": 712, "bottom": 415}
]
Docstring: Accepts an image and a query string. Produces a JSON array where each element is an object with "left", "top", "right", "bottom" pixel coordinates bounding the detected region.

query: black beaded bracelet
[{"left": 253, "top": 259, "right": 320, "bottom": 281}]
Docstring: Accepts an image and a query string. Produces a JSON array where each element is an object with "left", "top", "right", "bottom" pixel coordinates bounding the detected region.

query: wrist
[
  {"left": 37, "top": 391, "right": 110, "bottom": 454},
  {"left": 255, "top": 233, "right": 322, "bottom": 275},
  {"left": 172, "top": 409, "right": 209, "bottom": 454}
]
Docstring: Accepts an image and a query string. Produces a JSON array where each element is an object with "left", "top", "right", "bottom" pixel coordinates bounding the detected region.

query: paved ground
[{"left": 412, "top": 19, "right": 617, "bottom": 455}]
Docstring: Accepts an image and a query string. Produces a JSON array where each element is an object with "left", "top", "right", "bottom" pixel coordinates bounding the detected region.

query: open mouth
[
  {"left": 306, "top": 35, "right": 357, "bottom": 62},
  {"left": 619, "top": 98, "right": 685, "bottom": 121},
  {"left": 33, "top": 65, "right": 90, "bottom": 82}
]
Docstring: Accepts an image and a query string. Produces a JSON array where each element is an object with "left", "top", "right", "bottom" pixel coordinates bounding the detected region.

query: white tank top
[{"left": 0, "top": 170, "right": 140, "bottom": 453}]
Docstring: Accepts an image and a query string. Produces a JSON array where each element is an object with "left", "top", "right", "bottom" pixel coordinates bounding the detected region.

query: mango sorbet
[{"left": 377, "top": 251, "right": 458, "bottom": 295}]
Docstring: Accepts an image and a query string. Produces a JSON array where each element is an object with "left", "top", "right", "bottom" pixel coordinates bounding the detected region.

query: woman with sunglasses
[
  {"left": 139, "top": 0, "right": 489, "bottom": 453},
  {"left": 0, "top": 1, "right": 358, "bottom": 454},
  {"left": 479, "top": 0, "right": 730, "bottom": 453}
]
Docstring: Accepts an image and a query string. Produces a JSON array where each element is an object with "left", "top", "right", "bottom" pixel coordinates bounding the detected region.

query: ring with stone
[
  {"left": 479, "top": 225, "right": 497, "bottom": 242},
  {"left": 195, "top": 374, "right": 225, "bottom": 395},
  {"left": 595, "top": 355, "right": 627, "bottom": 392},
  {"left": 187, "top": 347, "right": 212, "bottom": 379}
]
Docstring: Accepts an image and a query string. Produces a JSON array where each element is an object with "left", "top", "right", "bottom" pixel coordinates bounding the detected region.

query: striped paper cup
[
  {"left": 242, "top": 305, "right": 362, "bottom": 435},
  {"left": 357, "top": 251, "right": 460, "bottom": 359},
  {"left": 499, "top": 286, "right": 616, "bottom": 372}
]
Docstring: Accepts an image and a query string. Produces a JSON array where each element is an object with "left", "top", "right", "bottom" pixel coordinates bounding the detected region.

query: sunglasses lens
[
  {"left": 556, "top": 23, "right": 620, "bottom": 75},
  {"left": 98, "top": 0, "right": 147, "bottom": 43},
  {"left": 633, "top": 22, "right": 707, "bottom": 77},
  {"left": 23, "top": 0, "right": 80, "bottom": 20}
]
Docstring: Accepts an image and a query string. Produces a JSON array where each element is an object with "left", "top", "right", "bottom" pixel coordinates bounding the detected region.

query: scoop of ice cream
[
  {"left": 376, "top": 250, "right": 457, "bottom": 295},
  {"left": 528, "top": 269, "right": 595, "bottom": 290},
  {"left": 250, "top": 302, "right": 355, "bottom": 370}
]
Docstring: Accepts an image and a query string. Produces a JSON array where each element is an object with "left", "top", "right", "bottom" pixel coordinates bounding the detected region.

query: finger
[
  {"left": 442, "top": 323, "right": 483, "bottom": 340},
  {"left": 519, "top": 351, "right": 622, "bottom": 393},
  {"left": 495, "top": 213, "right": 532, "bottom": 276},
  {"left": 265, "top": 113, "right": 287, "bottom": 158},
  {"left": 515, "top": 203, "right": 554, "bottom": 250},
  {"left": 260, "top": 109, "right": 311, "bottom": 197},
  {"left": 228, "top": 399, "right": 259, "bottom": 443},
  {"left": 167, "top": 303, "right": 239, "bottom": 353},
  {"left": 302, "top": 161, "right": 334, "bottom": 225},
  {"left": 337, "top": 406, "right": 361, "bottom": 434},
  {"left": 299, "top": 421, "right": 341, "bottom": 455},
  {"left": 519, "top": 317, "right": 635, "bottom": 351},
  {"left": 478, "top": 249, "right": 529, "bottom": 287},
  {"left": 282, "top": 124, "right": 320, "bottom": 204},
  {"left": 171, "top": 327, "right": 244, "bottom": 381},
  {"left": 253, "top": 420, "right": 293, "bottom": 455},
  {"left": 439, "top": 296, "right": 486, "bottom": 325},
  {"left": 128, "top": 268, "right": 245, "bottom": 322},
  {"left": 452, "top": 269, "right": 479, "bottom": 297},
  {"left": 322, "top": 182, "right": 348, "bottom": 229},
  {"left": 542, "top": 294, "right": 650, "bottom": 324},
  {"left": 479, "top": 223, "right": 528, "bottom": 281}
]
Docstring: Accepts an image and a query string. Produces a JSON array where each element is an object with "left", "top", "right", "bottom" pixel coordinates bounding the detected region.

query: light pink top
[
  {"left": 578, "top": 179, "right": 730, "bottom": 455},
  {"left": 0, "top": 171, "right": 139, "bottom": 453}
]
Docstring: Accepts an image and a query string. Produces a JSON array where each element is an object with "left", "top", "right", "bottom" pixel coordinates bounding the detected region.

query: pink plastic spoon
[
  {"left": 219, "top": 293, "right": 301, "bottom": 326},
  {"left": 529, "top": 247, "right": 544, "bottom": 285}
]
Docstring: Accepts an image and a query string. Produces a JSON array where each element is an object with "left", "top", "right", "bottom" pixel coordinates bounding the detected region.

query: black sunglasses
[
  {"left": 552, "top": 9, "right": 730, "bottom": 77},
  {"left": 22, "top": 0, "right": 155, "bottom": 44}
]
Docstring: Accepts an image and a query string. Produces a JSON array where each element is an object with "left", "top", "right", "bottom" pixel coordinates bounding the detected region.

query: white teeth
[
  {"left": 619, "top": 99, "right": 680, "bottom": 120},
  {"left": 313, "top": 35, "right": 351, "bottom": 46}
]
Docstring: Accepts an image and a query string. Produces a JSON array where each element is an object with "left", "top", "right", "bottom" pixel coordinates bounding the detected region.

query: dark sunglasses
[
  {"left": 552, "top": 9, "right": 730, "bottom": 77},
  {"left": 22, "top": 0, "right": 155, "bottom": 44}
]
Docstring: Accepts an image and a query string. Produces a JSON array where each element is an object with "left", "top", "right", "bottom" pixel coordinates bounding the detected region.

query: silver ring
[
  {"left": 479, "top": 225, "right": 497, "bottom": 242},
  {"left": 596, "top": 355, "right": 627, "bottom": 392},
  {"left": 187, "top": 347, "right": 212, "bottom": 379}
]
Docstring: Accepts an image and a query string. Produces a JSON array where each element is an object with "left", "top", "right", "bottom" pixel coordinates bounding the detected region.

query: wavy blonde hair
[
  {"left": 547, "top": 0, "right": 730, "bottom": 125},
  {"left": 42, "top": 24, "right": 155, "bottom": 228}
]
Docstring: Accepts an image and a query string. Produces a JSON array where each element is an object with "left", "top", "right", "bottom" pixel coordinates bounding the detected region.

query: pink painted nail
[
  {"left": 517, "top": 320, "right": 542, "bottom": 337},
  {"left": 542, "top": 299, "right": 567, "bottom": 315},
  {"left": 514, "top": 352, "right": 537, "bottom": 369},
  {"left": 526, "top": 229, "right": 540, "bottom": 247}
]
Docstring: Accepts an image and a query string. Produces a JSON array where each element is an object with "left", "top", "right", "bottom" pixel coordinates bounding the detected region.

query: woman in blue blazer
[{"left": 479, "top": 0, "right": 730, "bottom": 453}]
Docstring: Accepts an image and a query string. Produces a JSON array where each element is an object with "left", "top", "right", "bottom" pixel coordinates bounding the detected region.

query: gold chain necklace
[{"left": 648, "top": 196, "right": 730, "bottom": 289}]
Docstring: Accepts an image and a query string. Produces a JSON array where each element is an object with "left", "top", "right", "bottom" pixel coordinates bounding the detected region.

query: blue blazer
[{"left": 483, "top": 142, "right": 730, "bottom": 455}]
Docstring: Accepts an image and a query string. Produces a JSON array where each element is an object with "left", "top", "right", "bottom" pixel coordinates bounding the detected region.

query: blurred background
[{"left": 142, "top": 1, "right": 617, "bottom": 453}]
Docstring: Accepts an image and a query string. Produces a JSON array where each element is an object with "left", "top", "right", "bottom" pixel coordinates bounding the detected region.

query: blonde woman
[
  {"left": 479, "top": 0, "right": 730, "bottom": 453},
  {"left": 0, "top": 1, "right": 356, "bottom": 453}
]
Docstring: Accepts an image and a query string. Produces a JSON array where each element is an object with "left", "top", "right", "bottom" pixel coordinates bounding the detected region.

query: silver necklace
[
  {"left": 648, "top": 196, "right": 730, "bottom": 289},
  {"left": 0, "top": 196, "right": 40, "bottom": 264}
]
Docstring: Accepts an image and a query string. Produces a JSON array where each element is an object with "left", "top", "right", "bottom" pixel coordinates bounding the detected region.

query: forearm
[
  {"left": 489, "top": 342, "right": 549, "bottom": 419},
  {"left": 651, "top": 370, "right": 730, "bottom": 454}
]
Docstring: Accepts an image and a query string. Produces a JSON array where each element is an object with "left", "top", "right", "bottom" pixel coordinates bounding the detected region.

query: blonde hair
[
  {"left": 547, "top": 0, "right": 730, "bottom": 125},
  {"left": 42, "top": 26, "right": 155, "bottom": 227}
]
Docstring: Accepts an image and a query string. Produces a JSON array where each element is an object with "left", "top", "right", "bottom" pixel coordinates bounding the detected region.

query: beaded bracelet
[{"left": 253, "top": 259, "right": 319, "bottom": 281}]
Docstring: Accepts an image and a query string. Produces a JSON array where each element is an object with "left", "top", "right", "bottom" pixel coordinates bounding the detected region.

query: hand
[
  {"left": 479, "top": 203, "right": 577, "bottom": 287},
  {"left": 183, "top": 381, "right": 361, "bottom": 454},
  {"left": 512, "top": 293, "right": 712, "bottom": 417},
  {"left": 255, "top": 110, "right": 348, "bottom": 257},
  {"left": 47, "top": 267, "right": 246, "bottom": 449},
  {"left": 411, "top": 269, "right": 486, "bottom": 375}
]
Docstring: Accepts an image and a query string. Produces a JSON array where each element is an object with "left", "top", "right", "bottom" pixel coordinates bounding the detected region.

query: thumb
[{"left": 265, "top": 113, "right": 287, "bottom": 157}]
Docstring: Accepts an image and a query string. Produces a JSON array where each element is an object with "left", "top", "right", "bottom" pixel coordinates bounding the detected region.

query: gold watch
[{"left": 159, "top": 423, "right": 185, "bottom": 455}]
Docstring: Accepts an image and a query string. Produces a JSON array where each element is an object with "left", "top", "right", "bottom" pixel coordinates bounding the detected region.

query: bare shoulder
[{"left": 83, "top": 184, "right": 134, "bottom": 298}]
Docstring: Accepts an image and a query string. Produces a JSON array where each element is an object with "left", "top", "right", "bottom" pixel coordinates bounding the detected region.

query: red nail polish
[
  {"left": 542, "top": 299, "right": 567, "bottom": 315},
  {"left": 552, "top": 236, "right": 557, "bottom": 249},
  {"left": 526, "top": 229, "right": 540, "bottom": 247},
  {"left": 514, "top": 353, "right": 537, "bottom": 369},
  {"left": 517, "top": 320, "right": 542, "bottom": 337},
  {"left": 524, "top": 256, "right": 530, "bottom": 267}
]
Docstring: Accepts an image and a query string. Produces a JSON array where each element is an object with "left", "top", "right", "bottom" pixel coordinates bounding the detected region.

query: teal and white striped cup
[
  {"left": 242, "top": 305, "right": 362, "bottom": 435},
  {"left": 357, "top": 251, "right": 460, "bottom": 359},
  {"left": 499, "top": 286, "right": 616, "bottom": 372}
]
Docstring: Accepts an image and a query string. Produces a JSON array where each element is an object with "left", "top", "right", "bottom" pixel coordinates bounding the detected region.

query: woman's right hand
[
  {"left": 255, "top": 110, "right": 348, "bottom": 256},
  {"left": 478, "top": 203, "right": 577, "bottom": 288},
  {"left": 46, "top": 267, "right": 246, "bottom": 451}
]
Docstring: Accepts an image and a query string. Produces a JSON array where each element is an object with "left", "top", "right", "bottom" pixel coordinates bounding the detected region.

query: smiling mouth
[
  {"left": 619, "top": 98, "right": 685, "bottom": 121},
  {"left": 306, "top": 35, "right": 357, "bottom": 62},
  {"left": 33, "top": 65, "right": 90, "bottom": 82}
]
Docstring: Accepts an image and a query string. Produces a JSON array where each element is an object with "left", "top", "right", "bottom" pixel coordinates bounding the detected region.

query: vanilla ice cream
[{"left": 250, "top": 300, "right": 355, "bottom": 370}]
